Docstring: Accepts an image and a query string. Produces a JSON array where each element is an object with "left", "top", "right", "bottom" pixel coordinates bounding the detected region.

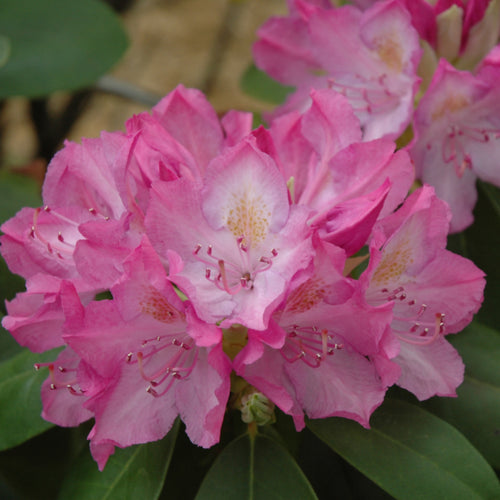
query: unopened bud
[{"left": 240, "top": 389, "right": 275, "bottom": 426}]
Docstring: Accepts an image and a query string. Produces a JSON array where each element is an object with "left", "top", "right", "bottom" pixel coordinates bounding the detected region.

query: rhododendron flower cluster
[
  {"left": 254, "top": 0, "right": 500, "bottom": 231},
  {"left": 0, "top": 85, "right": 484, "bottom": 470}
]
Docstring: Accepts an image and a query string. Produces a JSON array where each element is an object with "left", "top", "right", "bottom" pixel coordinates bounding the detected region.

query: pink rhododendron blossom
[
  {"left": 352, "top": 0, "right": 500, "bottom": 70},
  {"left": 361, "top": 186, "right": 485, "bottom": 399},
  {"left": 258, "top": 88, "right": 414, "bottom": 255},
  {"left": 254, "top": 0, "right": 500, "bottom": 230},
  {"left": 254, "top": 0, "right": 422, "bottom": 140},
  {"left": 0, "top": 83, "right": 486, "bottom": 470},
  {"left": 36, "top": 346, "right": 98, "bottom": 428},
  {"left": 146, "top": 138, "right": 315, "bottom": 330},
  {"left": 401, "top": 0, "right": 500, "bottom": 72},
  {"left": 234, "top": 238, "right": 395, "bottom": 429},
  {"left": 63, "top": 240, "right": 231, "bottom": 470},
  {"left": 2, "top": 274, "right": 94, "bottom": 352},
  {"left": 410, "top": 58, "right": 500, "bottom": 231}
]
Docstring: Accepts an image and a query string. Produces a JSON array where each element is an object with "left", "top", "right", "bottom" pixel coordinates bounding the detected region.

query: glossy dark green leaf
[
  {"left": 448, "top": 181, "right": 500, "bottom": 328},
  {"left": 308, "top": 398, "right": 500, "bottom": 500},
  {"left": 240, "top": 63, "right": 294, "bottom": 105},
  {"left": 423, "top": 322, "right": 500, "bottom": 468},
  {"left": 0, "top": 348, "right": 59, "bottom": 450},
  {"left": 0, "top": 35, "right": 10, "bottom": 68},
  {"left": 0, "top": 426, "right": 80, "bottom": 500},
  {"left": 0, "top": 322, "right": 23, "bottom": 362},
  {"left": 479, "top": 181, "right": 500, "bottom": 219},
  {"left": 58, "top": 420, "right": 179, "bottom": 500},
  {"left": 450, "top": 322, "right": 500, "bottom": 386},
  {"left": 0, "top": 0, "right": 128, "bottom": 98},
  {"left": 196, "top": 433, "right": 318, "bottom": 500}
]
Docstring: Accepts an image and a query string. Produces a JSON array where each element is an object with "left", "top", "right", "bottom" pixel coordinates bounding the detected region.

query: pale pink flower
[
  {"left": 352, "top": 0, "right": 500, "bottom": 69},
  {"left": 146, "top": 138, "right": 315, "bottom": 330},
  {"left": 362, "top": 186, "right": 485, "bottom": 399},
  {"left": 254, "top": 0, "right": 422, "bottom": 140},
  {"left": 409, "top": 57, "right": 500, "bottom": 231}
]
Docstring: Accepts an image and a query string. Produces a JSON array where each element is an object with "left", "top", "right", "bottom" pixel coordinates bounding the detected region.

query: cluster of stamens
[
  {"left": 193, "top": 237, "right": 278, "bottom": 295},
  {"left": 34, "top": 361, "right": 85, "bottom": 396},
  {"left": 125, "top": 335, "right": 196, "bottom": 397},
  {"left": 328, "top": 73, "right": 399, "bottom": 115},
  {"left": 29, "top": 205, "right": 110, "bottom": 260},
  {"left": 378, "top": 286, "right": 445, "bottom": 345},
  {"left": 281, "top": 325, "right": 343, "bottom": 368},
  {"left": 430, "top": 124, "right": 500, "bottom": 177}
]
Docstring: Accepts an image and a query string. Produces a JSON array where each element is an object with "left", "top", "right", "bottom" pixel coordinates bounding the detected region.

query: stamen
[
  {"left": 281, "top": 326, "right": 343, "bottom": 367},
  {"left": 30, "top": 206, "right": 82, "bottom": 259},
  {"left": 395, "top": 313, "right": 445, "bottom": 346},
  {"left": 127, "top": 335, "right": 197, "bottom": 398},
  {"left": 35, "top": 361, "right": 83, "bottom": 394},
  {"left": 192, "top": 243, "right": 278, "bottom": 295},
  {"left": 217, "top": 260, "right": 243, "bottom": 295},
  {"left": 441, "top": 124, "right": 500, "bottom": 178}
]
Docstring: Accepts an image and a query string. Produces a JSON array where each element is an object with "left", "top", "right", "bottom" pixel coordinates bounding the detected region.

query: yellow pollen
[
  {"left": 225, "top": 190, "right": 271, "bottom": 246},
  {"left": 375, "top": 35, "right": 404, "bottom": 72},
  {"left": 139, "top": 287, "right": 181, "bottom": 323},
  {"left": 286, "top": 278, "right": 327, "bottom": 313},
  {"left": 431, "top": 94, "right": 470, "bottom": 120},
  {"left": 372, "top": 239, "right": 414, "bottom": 285}
]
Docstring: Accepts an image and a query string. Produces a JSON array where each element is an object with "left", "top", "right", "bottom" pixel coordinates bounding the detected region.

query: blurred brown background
[{"left": 0, "top": 0, "right": 286, "bottom": 177}]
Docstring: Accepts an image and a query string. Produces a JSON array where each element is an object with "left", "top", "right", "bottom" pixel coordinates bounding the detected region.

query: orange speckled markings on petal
[
  {"left": 375, "top": 35, "right": 403, "bottom": 73},
  {"left": 285, "top": 278, "right": 327, "bottom": 314},
  {"left": 372, "top": 238, "right": 414, "bottom": 286},
  {"left": 225, "top": 189, "right": 272, "bottom": 247},
  {"left": 139, "top": 287, "right": 182, "bottom": 323},
  {"left": 431, "top": 94, "right": 470, "bottom": 120}
]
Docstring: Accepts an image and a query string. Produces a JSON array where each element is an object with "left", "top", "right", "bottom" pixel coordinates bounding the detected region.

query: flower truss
[
  {"left": 1, "top": 85, "right": 484, "bottom": 470},
  {"left": 254, "top": 0, "right": 500, "bottom": 231}
]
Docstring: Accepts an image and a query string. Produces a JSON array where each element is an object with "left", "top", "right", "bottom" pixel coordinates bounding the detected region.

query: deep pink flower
[
  {"left": 35, "top": 346, "right": 100, "bottom": 428},
  {"left": 362, "top": 186, "right": 485, "bottom": 399},
  {"left": 234, "top": 237, "right": 396, "bottom": 429},
  {"left": 63, "top": 240, "right": 231, "bottom": 470},
  {"left": 254, "top": 0, "right": 422, "bottom": 140},
  {"left": 259, "top": 88, "right": 414, "bottom": 255}
]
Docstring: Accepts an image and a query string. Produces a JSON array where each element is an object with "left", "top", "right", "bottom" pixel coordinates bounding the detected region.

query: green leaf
[
  {"left": 196, "top": 433, "right": 318, "bottom": 500},
  {"left": 423, "top": 322, "right": 500, "bottom": 468},
  {"left": 479, "top": 181, "right": 500, "bottom": 219},
  {"left": 308, "top": 398, "right": 500, "bottom": 500},
  {"left": 0, "top": 0, "right": 128, "bottom": 98},
  {"left": 0, "top": 35, "right": 10, "bottom": 68},
  {"left": 450, "top": 322, "right": 500, "bottom": 386},
  {"left": 0, "top": 172, "right": 41, "bottom": 313},
  {"left": 448, "top": 181, "right": 500, "bottom": 328},
  {"left": 0, "top": 171, "right": 41, "bottom": 224},
  {"left": 0, "top": 426, "right": 80, "bottom": 500},
  {"left": 58, "top": 420, "right": 180, "bottom": 500},
  {"left": 0, "top": 322, "right": 23, "bottom": 362},
  {"left": 240, "top": 64, "right": 294, "bottom": 106},
  {"left": 0, "top": 347, "right": 59, "bottom": 451}
]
